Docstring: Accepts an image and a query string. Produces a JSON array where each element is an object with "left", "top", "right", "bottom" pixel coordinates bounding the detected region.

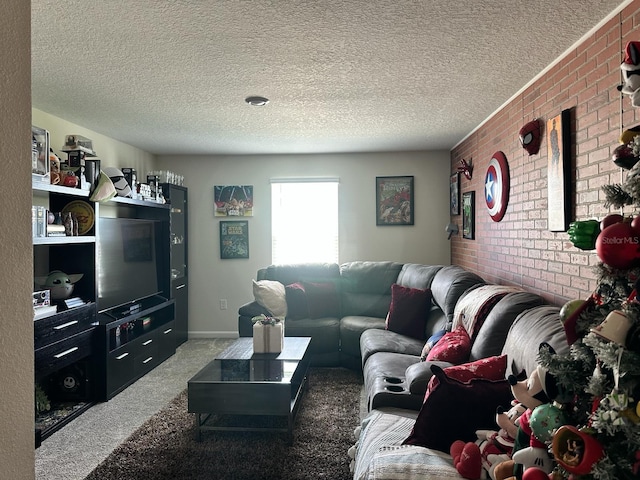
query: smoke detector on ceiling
[{"left": 245, "top": 96, "right": 269, "bottom": 106}]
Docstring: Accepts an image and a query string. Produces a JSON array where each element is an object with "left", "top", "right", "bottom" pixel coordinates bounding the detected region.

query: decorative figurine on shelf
[{"left": 34, "top": 270, "right": 83, "bottom": 301}]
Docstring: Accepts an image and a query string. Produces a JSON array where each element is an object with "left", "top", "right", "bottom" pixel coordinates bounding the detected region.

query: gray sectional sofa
[{"left": 237, "top": 261, "right": 572, "bottom": 478}]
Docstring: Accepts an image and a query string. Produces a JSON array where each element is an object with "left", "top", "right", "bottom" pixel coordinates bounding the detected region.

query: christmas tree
[{"left": 545, "top": 138, "right": 640, "bottom": 479}]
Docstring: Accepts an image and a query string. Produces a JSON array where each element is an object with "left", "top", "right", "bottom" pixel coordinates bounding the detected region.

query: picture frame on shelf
[
  {"left": 376, "top": 175, "right": 414, "bottom": 226},
  {"left": 450, "top": 172, "right": 460, "bottom": 215},
  {"left": 462, "top": 191, "right": 475, "bottom": 240},
  {"left": 547, "top": 109, "right": 571, "bottom": 232},
  {"left": 220, "top": 220, "right": 249, "bottom": 259}
]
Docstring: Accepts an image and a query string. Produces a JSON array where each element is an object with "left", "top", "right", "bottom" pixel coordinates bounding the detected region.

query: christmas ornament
[
  {"left": 559, "top": 295, "right": 595, "bottom": 345},
  {"left": 552, "top": 425, "right": 604, "bottom": 475},
  {"left": 595, "top": 221, "right": 640, "bottom": 269},
  {"left": 600, "top": 213, "right": 624, "bottom": 230},
  {"left": 521, "top": 467, "right": 548, "bottom": 480},
  {"left": 529, "top": 403, "right": 568, "bottom": 444},
  {"left": 612, "top": 144, "right": 640, "bottom": 169},
  {"left": 590, "top": 310, "right": 633, "bottom": 346}
]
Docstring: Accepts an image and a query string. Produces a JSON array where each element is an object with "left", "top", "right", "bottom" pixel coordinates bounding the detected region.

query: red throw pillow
[
  {"left": 285, "top": 282, "right": 309, "bottom": 319},
  {"left": 403, "top": 365, "right": 512, "bottom": 453},
  {"left": 385, "top": 284, "right": 432, "bottom": 340},
  {"left": 425, "top": 325, "right": 471, "bottom": 363},
  {"left": 443, "top": 355, "right": 507, "bottom": 383}
]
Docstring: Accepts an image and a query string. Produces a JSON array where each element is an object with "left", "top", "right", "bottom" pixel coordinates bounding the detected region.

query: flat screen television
[{"left": 97, "top": 217, "right": 163, "bottom": 313}]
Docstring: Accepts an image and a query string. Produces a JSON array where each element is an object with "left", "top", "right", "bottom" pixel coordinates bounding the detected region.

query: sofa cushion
[
  {"left": 252, "top": 279, "right": 287, "bottom": 317},
  {"left": 396, "top": 263, "right": 444, "bottom": 290},
  {"left": 402, "top": 365, "right": 512, "bottom": 453},
  {"left": 340, "top": 315, "right": 388, "bottom": 359},
  {"left": 429, "top": 266, "right": 485, "bottom": 324},
  {"left": 360, "top": 328, "right": 425, "bottom": 367},
  {"left": 469, "top": 291, "right": 546, "bottom": 361},
  {"left": 340, "top": 261, "right": 403, "bottom": 317},
  {"left": 257, "top": 262, "right": 340, "bottom": 286},
  {"left": 385, "top": 284, "right": 432, "bottom": 340},
  {"left": 303, "top": 280, "right": 341, "bottom": 318},
  {"left": 285, "top": 282, "right": 308, "bottom": 319},
  {"left": 452, "top": 285, "right": 523, "bottom": 340},
  {"left": 425, "top": 325, "right": 471, "bottom": 363},
  {"left": 501, "top": 305, "right": 569, "bottom": 377}
]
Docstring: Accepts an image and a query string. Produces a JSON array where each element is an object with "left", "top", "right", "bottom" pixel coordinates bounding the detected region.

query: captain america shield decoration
[{"left": 485, "top": 151, "right": 510, "bottom": 222}]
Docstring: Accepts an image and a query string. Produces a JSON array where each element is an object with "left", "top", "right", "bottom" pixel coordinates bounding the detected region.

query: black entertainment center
[{"left": 33, "top": 178, "right": 187, "bottom": 443}]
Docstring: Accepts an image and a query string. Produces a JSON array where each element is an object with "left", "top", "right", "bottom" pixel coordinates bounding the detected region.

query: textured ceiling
[{"left": 31, "top": 1, "right": 627, "bottom": 156}]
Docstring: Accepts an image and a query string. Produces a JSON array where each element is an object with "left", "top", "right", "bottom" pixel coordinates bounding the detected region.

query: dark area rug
[{"left": 84, "top": 368, "right": 362, "bottom": 480}]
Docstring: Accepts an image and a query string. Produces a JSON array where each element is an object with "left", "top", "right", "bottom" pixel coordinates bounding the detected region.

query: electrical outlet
[{"left": 219, "top": 299, "right": 228, "bottom": 310}]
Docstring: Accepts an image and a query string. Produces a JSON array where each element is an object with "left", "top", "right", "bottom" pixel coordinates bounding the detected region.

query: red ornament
[
  {"left": 600, "top": 213, "right": 624, "bottom": 230},
  {"left": 595, "top": 222, "right": 640, "bottom": 269},
  {"left": 552, "top": 425, "right": 604, "bottom": 475},
  {"left": 522, "top": 468, "right": 549, "bottom": 480}
]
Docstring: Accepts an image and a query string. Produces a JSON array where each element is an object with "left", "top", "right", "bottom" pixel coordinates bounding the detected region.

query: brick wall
[{"left": 450, "top": 1, "right": 640, "bottom": 305}]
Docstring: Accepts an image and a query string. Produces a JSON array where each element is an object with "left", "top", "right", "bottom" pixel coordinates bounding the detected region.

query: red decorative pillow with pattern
[
  {"left": 443, "top": 355, "right": 507, "bottom": 383},
  {"left": 425, "top": 325, "right": 471, "bottom": 364}
]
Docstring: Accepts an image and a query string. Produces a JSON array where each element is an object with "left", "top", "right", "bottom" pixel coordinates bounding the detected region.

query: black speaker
[{"left": 48, "top": 361, "right": 92, "bottom": 402}]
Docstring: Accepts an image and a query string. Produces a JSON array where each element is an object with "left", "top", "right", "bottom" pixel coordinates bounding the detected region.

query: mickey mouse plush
[{"left": 493, "top": 344, "right": 561, "bottom": 480}]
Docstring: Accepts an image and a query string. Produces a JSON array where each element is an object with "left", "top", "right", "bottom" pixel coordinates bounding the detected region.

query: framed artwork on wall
[
  {"left": 214, "top": 185, "right": 254, "bottom": 217},
  {"left": 462, "top": 191, "right": 475, "bottom": 240},
  {"left": 450, "top": 173, "right": 460, "bottom": 215},
  {"left": 376, "top": 176, "right": 414, "bottom": 225},
  {"left": 547, "top": 109, "right": 571, "bottom": 232},
  {"left": 219, "top": 220, "right": 249, "bottom": 259}
]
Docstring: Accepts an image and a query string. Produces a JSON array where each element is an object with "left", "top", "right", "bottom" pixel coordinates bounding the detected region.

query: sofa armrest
[
  {"left": 238, "top": 300, "right": 270, "bottom": 318},
  {"left": 405, "top": 360, "right": 453, "bottom": 396},
  {"left": 238, "top": 301, "right": 272, "bottom": 337}
]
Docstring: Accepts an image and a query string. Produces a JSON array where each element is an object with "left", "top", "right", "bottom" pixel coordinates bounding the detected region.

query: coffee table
[{"left": 187, "top": 337, "right": 311, "bottom": 443}]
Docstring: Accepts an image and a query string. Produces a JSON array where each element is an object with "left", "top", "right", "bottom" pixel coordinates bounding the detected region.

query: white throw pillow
[{"left": 252, "top": 279, "right": 288, "bottom": 317}]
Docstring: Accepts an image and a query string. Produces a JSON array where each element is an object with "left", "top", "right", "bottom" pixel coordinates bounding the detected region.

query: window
[{"left": 271, "top": 179, "right": 339, "bottom": 265}]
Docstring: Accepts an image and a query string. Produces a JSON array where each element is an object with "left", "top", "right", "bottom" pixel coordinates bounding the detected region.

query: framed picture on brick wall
[
  {"left": 462, "top": 191, "right": 475, "bottom": 240},
  {"left": 450, "top": 173, "right": 460, "bottom": 215},
  {"left": 547, "top": 109, "right": 571, "bottom": 232}
]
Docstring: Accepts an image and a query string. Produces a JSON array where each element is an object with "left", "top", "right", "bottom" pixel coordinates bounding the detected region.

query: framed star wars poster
[
  {"left": 547, "top": 110, "right": 571, "bottom": 232},
  {"left": 220, "top": 221, "right": 249, "bottom": 259},
  {"left": 485, "top": 151, "right": 510, "bottom": 222}
]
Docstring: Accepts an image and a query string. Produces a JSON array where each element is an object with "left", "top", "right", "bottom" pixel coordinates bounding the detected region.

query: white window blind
[{"left": 271, "top": 179, "right": 339, "bottom": 265}]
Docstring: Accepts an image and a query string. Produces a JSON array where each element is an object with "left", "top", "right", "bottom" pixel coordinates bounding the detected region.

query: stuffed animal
[
  {"left": 450, "top": 401, "right": 526, "bottom": 480},
  {"left": 493, "top": 344, "right": 561, "bottom": 480},
  {"left": 619, "top": 41, "right": 640, "bottom": 107}
]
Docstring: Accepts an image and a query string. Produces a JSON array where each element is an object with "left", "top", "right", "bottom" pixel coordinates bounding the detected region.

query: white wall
[
  {"left": 29, "top": 111, "right": 453, "bottom": 340},
  {"left": 2, "top": 0, "right": 35, "bottom": 477},
  {"left": 156, "top": 152, "right": 452, "bottom": 337}
]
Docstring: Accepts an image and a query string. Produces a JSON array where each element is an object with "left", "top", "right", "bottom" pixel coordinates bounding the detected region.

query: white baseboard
[{"left": 188, "top": 331, "right": 239, "bottom": 339}]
